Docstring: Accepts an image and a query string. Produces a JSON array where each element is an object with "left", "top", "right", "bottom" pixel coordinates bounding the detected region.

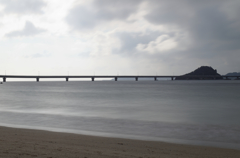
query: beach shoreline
[{"left": 0, "top": 126, "right": 239, "bottom": 158}]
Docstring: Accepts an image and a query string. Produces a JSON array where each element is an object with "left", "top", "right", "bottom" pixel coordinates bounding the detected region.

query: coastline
[{"left": 0, "top": 126, "right": 239, "bottom": 158}]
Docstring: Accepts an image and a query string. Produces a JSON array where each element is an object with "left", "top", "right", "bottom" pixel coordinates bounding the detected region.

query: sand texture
[{"left": 0, "top": 126, "right": 239, "bottom": 158}]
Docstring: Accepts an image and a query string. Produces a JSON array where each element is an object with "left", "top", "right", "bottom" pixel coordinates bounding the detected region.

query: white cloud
[
  {"left": 90, "top": 32, "right": 121, "bottom": 56},
  {"left": 136, "top": 35, "right": 178, "bottom": 54}
]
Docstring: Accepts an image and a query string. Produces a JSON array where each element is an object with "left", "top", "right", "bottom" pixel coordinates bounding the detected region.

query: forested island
[{"left": 175, "top": 66, "right": 223, "bottom": 80}]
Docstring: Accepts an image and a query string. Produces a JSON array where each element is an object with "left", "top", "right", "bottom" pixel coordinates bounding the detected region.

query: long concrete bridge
[{"left": 0, "top": 75, "right": 239, "bottom": 82}]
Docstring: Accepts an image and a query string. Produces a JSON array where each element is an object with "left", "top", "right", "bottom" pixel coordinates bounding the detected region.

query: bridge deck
[
  {"left": 0, "top": 75, "right": 238, "bottom": 82},
  {"left": 0, "top": 75, "right": 177, "bottom": 78}
]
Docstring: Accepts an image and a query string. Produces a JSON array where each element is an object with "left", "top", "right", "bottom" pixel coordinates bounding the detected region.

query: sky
[{"left": 0, "top": 0, "right": 239, "bottom": 77}]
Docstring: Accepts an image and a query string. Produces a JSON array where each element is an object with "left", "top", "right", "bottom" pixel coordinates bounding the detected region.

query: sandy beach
[{"left": 0, "top": 126, "right": 239, "bottom": 158}]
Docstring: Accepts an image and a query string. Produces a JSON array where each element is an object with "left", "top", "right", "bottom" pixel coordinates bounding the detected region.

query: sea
[{"left": 0, "top": 80, "right": 240, "bottom": 149}]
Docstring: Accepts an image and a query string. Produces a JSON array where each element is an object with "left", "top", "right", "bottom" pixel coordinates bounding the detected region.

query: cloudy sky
[{"left": 0, "top": 0, "right": 239, "bottom": 77}]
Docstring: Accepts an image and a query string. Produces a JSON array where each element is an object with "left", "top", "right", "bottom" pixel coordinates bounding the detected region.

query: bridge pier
[
  {"left": 92, "top": 77, "right": 94, "bottom": 81},
  {"left": 154, "top": 77, "right": 157, "bottom": 81},
  {"left": 66, "top": 77, "right": 69, "bottom": 81},
  {"left": 115, "top": 77, "right": 117, "bottom": 81},
  {"left": 36, "top": 78, "right": 39, "bottom": 82},
  {"left": 3, "top": 77, "right": 6, "bottom": 82},
  {"left": 135, "top": 77, "right": 138, "bottom": 81},
  {"left": 171, "top": 77, "right": 174, "bottom": 80}
]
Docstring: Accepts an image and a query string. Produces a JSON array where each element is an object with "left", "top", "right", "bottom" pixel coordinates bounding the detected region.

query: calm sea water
[{"left": 0, "top": 80, "right": 239, "bottom": 149}]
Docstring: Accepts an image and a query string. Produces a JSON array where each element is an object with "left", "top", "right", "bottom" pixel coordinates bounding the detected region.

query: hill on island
[{"left": 175, "top": 66, "right": 223, "bottom": 80}]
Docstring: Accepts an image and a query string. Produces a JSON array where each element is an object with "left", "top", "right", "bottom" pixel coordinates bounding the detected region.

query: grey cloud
[
  {"left": 92, "top": 0, "right": 143, "bottom": 20},
  {"left": 5, "top": 21, "right": 46, "bottom": 37},
  {"left": 145, "top": 0, "right": 240, "bottom": 49},
  {"left": 66, "top": 0, "right": 143, "bottom": 30},
  {"left": 142, "top": 0, "right": 240, "bottom": 71},
  {"left": 66, "top": 6, "right": 98, "bottom": 29},
  {"left": 0, "top": 0, "right": 46, "bottom": 14}
]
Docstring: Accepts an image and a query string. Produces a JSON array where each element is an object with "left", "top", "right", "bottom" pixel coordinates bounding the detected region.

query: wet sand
[{"left": 0, "top": 126, "right": 239, "bottom": 158}]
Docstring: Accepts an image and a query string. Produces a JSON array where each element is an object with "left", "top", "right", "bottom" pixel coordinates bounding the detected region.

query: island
[{"left": 175, "top": 66, "right": 223, "bottom": 80}]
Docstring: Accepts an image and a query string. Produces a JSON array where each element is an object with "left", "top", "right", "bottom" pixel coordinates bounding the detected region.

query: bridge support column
[
  {"left": 154, "top": 77, "right": 157, "bottom": 81},
  {"left": 171, "top": 77, "right": 174, "bottom": 80},
  {"left": 92, "top": 77, "right": 94, "bottom": 81},
  {"left": 115, "top": 77, "right": 117, "bottom": 81},
  {"left": 135, "top": 77, "right": 138, "bottom": 81},
  {"left": 3, "top": 77, "right": 6, "bottom": 82},
  {"left": 66, "top": 77, "right": 69, "bottom": 81},
  {"left": 36, "top": 78, "right": 39, "bottom": 82}
]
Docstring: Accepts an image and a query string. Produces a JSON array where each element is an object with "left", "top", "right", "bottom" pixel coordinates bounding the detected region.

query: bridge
[{"left": 0, "top": 75, "right": 239, "bottom": 82}]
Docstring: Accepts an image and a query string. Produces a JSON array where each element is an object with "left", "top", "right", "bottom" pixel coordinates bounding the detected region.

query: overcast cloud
[
  {"left": 0, "top": 0, "right": 239, "bottom": 77},
  {"left": 0, "top": 0, "right": 46, "bottom": 14},
  {"left": 66, "top": 0, "right": 143, "bottom": 30},
  {"left": 144, "top": 1, "right": 240, "bottom": 55}
]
